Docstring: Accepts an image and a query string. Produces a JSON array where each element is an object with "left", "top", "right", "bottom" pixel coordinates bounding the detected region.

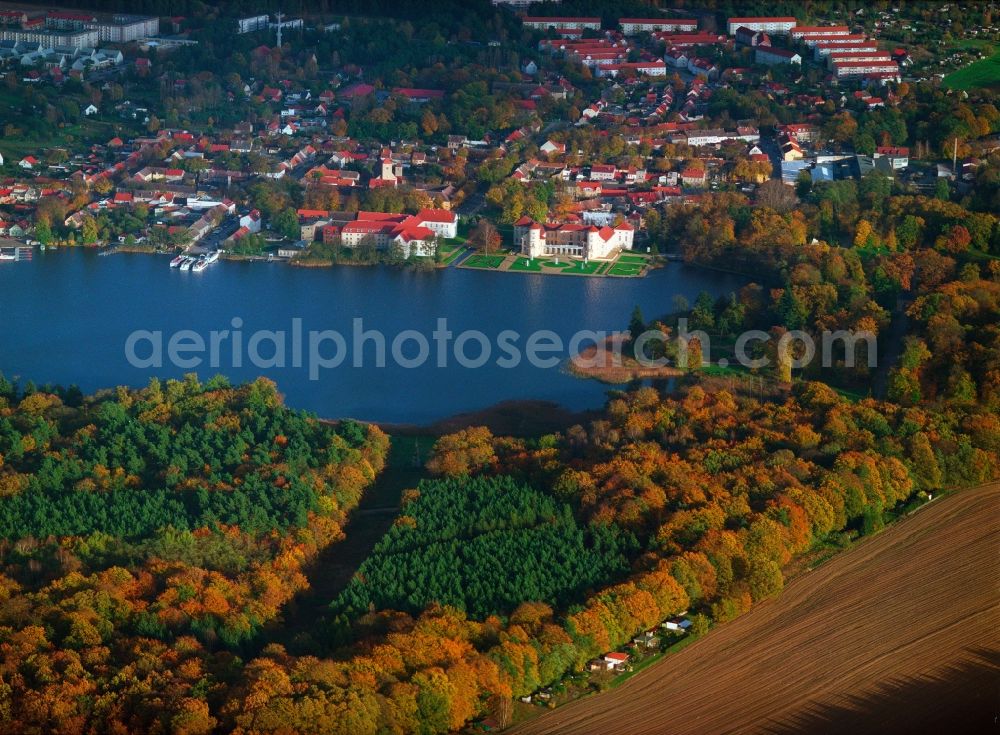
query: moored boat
[
  {"left": 179, "top": 257, "right": 195, "bottom": 271},
  {"left": 192, "top": 257, "right": 208, "bottom": 272},
  {"left": 170, "top": 254, "right": 186, "bottom": 268}
]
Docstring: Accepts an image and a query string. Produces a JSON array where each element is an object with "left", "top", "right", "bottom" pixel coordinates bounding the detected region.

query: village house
[
  {"left": 602, "top": 652, "right": 631, "bottom": 671},
  {"left": 540, "top": 139, "right": 567, "bottom": 156},
  {"left": 681, "top": 165, "right": 708, "bottom": 187},
  {"left": 662, "top": 617, "right": 693, "bottom": 633}
]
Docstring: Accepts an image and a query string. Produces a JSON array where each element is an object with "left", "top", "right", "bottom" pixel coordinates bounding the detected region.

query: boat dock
[{"left": 0, "top": 246, "right": 33, "bottom": 262}]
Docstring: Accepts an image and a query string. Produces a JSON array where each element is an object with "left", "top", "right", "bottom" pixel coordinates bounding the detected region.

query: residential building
[
  {"left": 540, "top": 140, "right": 567, "bottom": 155},
  {"left": 655, "top": 32, "right": 725, "bottom": 47},
  {"left": 826, "top": 51, "right": 892, "bottom": 68},
  {"left": 236, "top": 15, "right": 269, "bottom": 34},
  {"left": 803, "top": 33, "right": 870, "bottom": 47},
  {"left": 832, "top": 59, "right": 899, "bottom": 78},
  {"left": 687, "top": 57, "right": 719, "bottom": 79},
  {"left": 85, "top": 15, "right": 159, "bottom": 42},
  {"left": 735, "top": 26, "right": 769, "bottom": 46},
  {"left": 0, "top": 11, "right": 28, "bottom": 26},
  {"left": 589, "top": 164, "right": 617, "bottom": 181},
  {"left": 665, "top": 48, "right": 688, "bottom": 67},
  {"left": 727, "top": 17, "right": 796, "bottom": 35},
  {"left": 598, "top": 60, "right": 667, "bottom": 77},
  {"left": 45, "top": 11, "right": 96, "bottom": 30},
  {"left": 685, "top": 128, "right": 758, "bottom": 146},
  {"left": 779, "top": 123, "right": 816, "bottom": 142},
  {"left": 791, "top": 25, "right": 850, "bottom": 39},
  {"left": 681, "top": 165, "right": 708, "bottom": 187},
  {"left": 602, "top": 652, "right": 631, "bottom": 671},
  {"left": 522, "top": 16, "right": 601, "bottom": 31},
  {"left": 619, "top": 18, "right": 697, "bottom": 34},
  {"left": 492, "top": 0, "right": 551, "bottom": 7},
  {"left": 755, "top": 46, "right": 802, "bottom": 65},
  {"left": 0, "top": 27, "right": 98, "bottom": 49}
]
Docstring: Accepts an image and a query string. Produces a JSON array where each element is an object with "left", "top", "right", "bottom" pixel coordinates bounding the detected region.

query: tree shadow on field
[{"left": 764, "top": 647, "right": 1000, "bottom": 735}]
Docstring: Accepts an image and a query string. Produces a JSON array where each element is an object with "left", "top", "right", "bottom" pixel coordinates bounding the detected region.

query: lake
[{"left": 0, "top": 250, "right": 746, "bottom": 423}]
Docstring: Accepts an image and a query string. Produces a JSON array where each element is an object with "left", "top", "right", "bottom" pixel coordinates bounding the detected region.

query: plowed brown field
[{"left": 512, "top": 483, "right": 1000, "bottom": 735}]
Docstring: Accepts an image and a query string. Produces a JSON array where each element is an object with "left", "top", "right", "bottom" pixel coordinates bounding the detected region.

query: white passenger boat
[{"left": 170, "top": 254, "right": 186, "bottom": 267}]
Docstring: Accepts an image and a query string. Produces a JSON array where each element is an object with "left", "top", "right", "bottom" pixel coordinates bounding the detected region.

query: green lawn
[
  {"left": 943, "top": 52, "right": 1000, "bottom": 90},
  {"left": 946, "top": 40, "right": 996, "bottom": 53},
  {"left": 463, "top": 253, "right": 505, "bottom": 269},
  {"left": 439, "top": 242, "right": 468, "bottom": 265},
  {"left": 560, "top": 260, "right": 602, "bottom": 275},
  {"left": 608, "top": 262, "right": 644, "bottom": 276},
  {"left": 510, "top": 257, "right": 543, "bottom": 272},
  {"left": 616, "top": 254, "right": 649, "bottom": 265}
]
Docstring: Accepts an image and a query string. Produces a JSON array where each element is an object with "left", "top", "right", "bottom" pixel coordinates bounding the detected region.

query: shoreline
[
  {"left": 32, "top": 242, "right": 678, "bottom": 281},
  {"left": 327, "top": 399, "right": 607, "bottom": 438},
  {"left": 567, "top": 333, "right": 685, "bottom": 383}
]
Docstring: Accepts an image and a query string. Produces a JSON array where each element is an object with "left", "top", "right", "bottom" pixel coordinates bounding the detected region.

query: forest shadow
[{"left": 764, "top": 646, "right": 1000, "bottom": 735}]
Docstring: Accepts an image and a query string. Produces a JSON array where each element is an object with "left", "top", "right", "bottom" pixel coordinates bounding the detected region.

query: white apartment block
[
  {"left": 790, "top": 25, "right": 850, "bottom": 39},
  {"left": 832, "top": 60, "right": 900, "bottom": 77},
  {"left": 619, "top": 18, "right": 697, "bottom": 34},
  {"left": 492, "top": 0, "right": 556, "bottom": 7},
  {"left": 815, "top": 43, "right": 878, "bottom": 58},
  {"left": 0, "top": 27, "right": 98, "bottom": 48},
  {"left": 727, "top": 17, "right": 797, "bottom": 35},
  {"left": 826, "top": 51, "right": 892, "bottom": 68},
  {"left": 86, "top": 15, "right": 159, "bottom": 43},
  {"left": 236, "top": 15, "right": 269, "bottom": 34},
  {"left": 522, "top": 16, "right": 601, "bottom": 31}
]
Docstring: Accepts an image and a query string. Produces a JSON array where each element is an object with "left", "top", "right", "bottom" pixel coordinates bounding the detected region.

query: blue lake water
[{"left": 0, "top": 250, "right": 746, "bottom": 423}]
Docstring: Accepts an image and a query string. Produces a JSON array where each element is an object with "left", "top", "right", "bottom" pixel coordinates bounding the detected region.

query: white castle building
[{"left": 514, "top": 217, "right": 634, "bottom": 260}]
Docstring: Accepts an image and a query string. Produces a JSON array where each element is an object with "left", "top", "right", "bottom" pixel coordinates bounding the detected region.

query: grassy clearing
[{"left": 943, "top": 52, "right": 1000, "bottom": 90}]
